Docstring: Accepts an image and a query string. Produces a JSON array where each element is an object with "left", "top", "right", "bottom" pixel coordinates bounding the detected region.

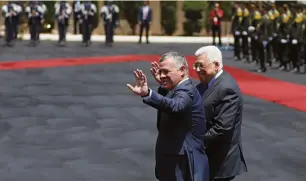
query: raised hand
[
  {"left": 127, "top": 69, "right": 149, "bottom": 97},
  {"left": 150, "top": 61, "right": 161, "bottom": 84}
]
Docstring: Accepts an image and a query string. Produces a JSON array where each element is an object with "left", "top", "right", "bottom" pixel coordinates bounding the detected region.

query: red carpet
[{"left": 0, "top": 55, "right": 305, "bottom": 112}]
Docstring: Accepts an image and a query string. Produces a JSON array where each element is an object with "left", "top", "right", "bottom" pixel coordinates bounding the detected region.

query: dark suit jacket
[
  {"left": 143, "top": 78, "right": 209, "bottom": 181},
  {"left": 196, "top": 71, "right": 247, "bottom": 180},
  {"left": 138, "top": 5, "right": 152, "bottom": 23}
]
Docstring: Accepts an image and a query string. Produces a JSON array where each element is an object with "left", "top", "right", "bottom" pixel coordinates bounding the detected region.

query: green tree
[
  {"left": 182, "top": 1, "right": 207, "bottom": 36},
  {"left": 219, "top": 2, "right": 233, "bottom": 21},
  {"left": 116, "top": 1, "right": 143, "bottom": 35},
  {"left": 42, "top": 1, "right": 55, "bottom": 33},
  {"left": 161, "top": 1, "right": 177, "bottom": 35},
  {"left": 91, "top": 1, "right": 99, "bottom": 30}
]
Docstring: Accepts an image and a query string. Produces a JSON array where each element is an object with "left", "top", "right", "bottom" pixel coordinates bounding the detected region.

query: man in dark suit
[
  {"left": 73, "top": 0, "right": 82, "bottom": 35},
  {"left": 101, "top": 0, "right": 120, "bottom": 46},
  {"left": 193, "top": 46, "right": 247, "bottom": 181},
  {"left": 138, "top": 0, "right": 152, "bottom": 44},
  {"left": 127, "top": 52, "right": 209, "bottom": 181},
  {"left": 55, "top": 1, "right": 72, "bottom": 46}
]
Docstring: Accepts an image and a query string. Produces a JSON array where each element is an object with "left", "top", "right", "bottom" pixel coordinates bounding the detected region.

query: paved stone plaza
[{"left": 0, "top": 41, "right": 305, "bottom": 181}]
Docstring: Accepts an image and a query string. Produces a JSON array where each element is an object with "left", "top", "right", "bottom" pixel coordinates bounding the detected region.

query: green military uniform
[
  {"left": 241, "top": 5, "right": 250, "bottom": 61},
  {"left": 248, "top": 5, "right": 262, "bottom": 63},
  {"left": 277, "top": 5, "right": 291, "bottom": 70},
  {"left": 257, "top": 8, "right": 273, "bottom": 72},
  {"left": 288, "top": 8, "right": 304, "bottom": 72},
  {"left": 231, "top": 4, "right": 243, "bottom": 60},
  {"left": 268, "top": 4, "right": 280, "bottom": 61},
  {"left": 301, "top": 9, "right": 306, "bottom": 71}
]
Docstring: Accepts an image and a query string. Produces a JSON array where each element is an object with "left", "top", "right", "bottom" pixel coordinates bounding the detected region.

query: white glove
[
  {"left": 242, "top": 31, "right": 248, "bottom": 36},
  {"left": 262, "top": 41, "right": 268, "bottom": 47},
  {"left": 269, "top": 37, "right": 273, "bottom": 41},
  {"left": 292, "top": 39, "right": 298, "bottom": 44},
  {"left": 281, "top": 39, "right": 287, "bottom": 44},
  {"left": 235, "top": 31, "right": 240, "bottom": 36},
  {"left": 254, "top": 36, "right": 258, "bottom": 40},
  {"left": 248, "top": 26, "right": 255, "bottom": 32}
]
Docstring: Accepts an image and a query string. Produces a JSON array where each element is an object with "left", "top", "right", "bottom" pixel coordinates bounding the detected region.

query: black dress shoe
[{"left": 257, "top": 68, "right": 266, "bottom": 72}]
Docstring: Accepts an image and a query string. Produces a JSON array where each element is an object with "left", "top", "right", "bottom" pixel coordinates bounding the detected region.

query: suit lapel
[{"left": 202, "top": 73, "right": 223, "bottom": 99}]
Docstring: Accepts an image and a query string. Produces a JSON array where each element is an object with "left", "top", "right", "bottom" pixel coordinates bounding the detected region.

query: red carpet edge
[{"left": 0, "top": 55, "right": 305, "bottom": 112}]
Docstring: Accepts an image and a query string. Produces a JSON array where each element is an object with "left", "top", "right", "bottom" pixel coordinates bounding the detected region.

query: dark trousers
[
  {"left": 79, "top": 22, "right": 82, "bottom": 34},
  {"left": 105, "top": 22, "right": 114, "bottom": 44},
  {"left": 139, "top": 21, "right": 150, "bottom": 43},
  {"left": 12, "top": 16, "right": 19, "bottom": 39},
  {"left": 29, "top": 22, "right": 39, "bottom": 41},
  {"left": 233, "top": 32, "right": 241, "bottom": 59},
  {"left": 73, "top": 17, "right": 82, "bottom": 35},
  {"left": 289, "top": 41, "right": 301, "bottom": 69},
  {"left": 5, "top": 21, "right": 14, "bottom": 43},
  {"left": 155, "top": 154, "right": 191, "bottom": 181},
  {"left": 251, "top": 36, "right": 258, "bottom": 62},
  {"left": 212, "top": 25, "right": 222, "bottom": 46},
  {"left": 73, "top": 17, "right": 78, "bottom": 34},
  {"left": 82, "top": 21, "right": 92, "bottom": 43},
  {"left": 58, "top": 22, "right": 67, "bottom": 42},
  {"left": 266, "top": 39, "right": 272, "bottom": 63},
  {"left": 258, "top": 40, "right": 267, "bottom": 69},
  {"left": 278, "top": 40, "right": 288, "bottom": 68},
  {"left": 37, "top": 22, "right": 42, "bottom": 40},
  {"left": 241, "top": 34, "right": 249, "bottom": 59},
  {"left": 272, "top": 34, "right": 279, "bottom": 60}
]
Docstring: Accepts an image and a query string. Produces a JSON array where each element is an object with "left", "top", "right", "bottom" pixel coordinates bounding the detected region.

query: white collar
[
  {"left": 214, "top": 69, "right": 223, "bottom": 79},
  {"left": 177, "top": 78, "right": 189, "bottom": 86}
]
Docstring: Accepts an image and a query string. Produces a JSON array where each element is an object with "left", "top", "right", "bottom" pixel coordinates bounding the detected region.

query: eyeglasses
[{"left": 193, "top": 62, "right": 213, "bottom": 70}]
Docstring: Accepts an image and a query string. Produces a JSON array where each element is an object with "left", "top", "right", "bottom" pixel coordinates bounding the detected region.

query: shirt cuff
[{"left": 142, "top": 88, "right": 152, "bottom": 98}]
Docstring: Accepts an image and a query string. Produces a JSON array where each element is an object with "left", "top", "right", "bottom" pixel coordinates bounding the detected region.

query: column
[
  {"left": 174, "top": 0, "right": 184, "bottom": 35},
  {"left": 68, "top": 1, "right": 74, "bottom": 34},
  {"left": 149, "top": 0, "right": 161, "bottom": 35},
  {"left": 95, "top": 0, "right": 104, "bottom": 34}
]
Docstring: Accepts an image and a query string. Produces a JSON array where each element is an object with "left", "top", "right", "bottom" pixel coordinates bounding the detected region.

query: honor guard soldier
[
  {"left": 73, "top": 0, "right": 82, "bottom": 35},
  {"left": 284, "top": 4, "right": 293, "bottom": 22},
  {"left": 231, "top": 2, "right": 243, "bottom": 61},
  {"left": 25, "top": 1, "right": 45, "bottom": 46},
  {"left": 256, "top": 6, "right": 273, "bottom": 73},
  {"left": 1, "top": 1, "right": 18, "bottom": 46},
  {"left": 138, "top": 0, "right": 152, "bottom": 44},
  {"left": 248, "top": 4, "right": 262, "bottom": 64},
  {"left": 11, "top": 2, "right": 22, "bottom": 40},
  {"left": 101, "top": 0, "right": 119, "bottom": 46},
  {"left": 268, "top": 3, "right": 280, "bottom": 63},
  {"left": 288, "top": 6, "right": 304, "bottom": 73},
  {"left": 300, "top": 6, "right": 306, "bottom": 71},
  {"left": 55, "top": 1, "right": 72, "bottom": 46},
  {"left": 240, "top": 3, "right": 250, "bottom": 62},
  {"left": 37, "top": 1, "right": 47, "bottom": 41},
  {"left": 80, "top": 1, "right": 97, "bottom": 47},
  {"left": 277, "top": 5, "right": 291, "bottom": 71}
]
